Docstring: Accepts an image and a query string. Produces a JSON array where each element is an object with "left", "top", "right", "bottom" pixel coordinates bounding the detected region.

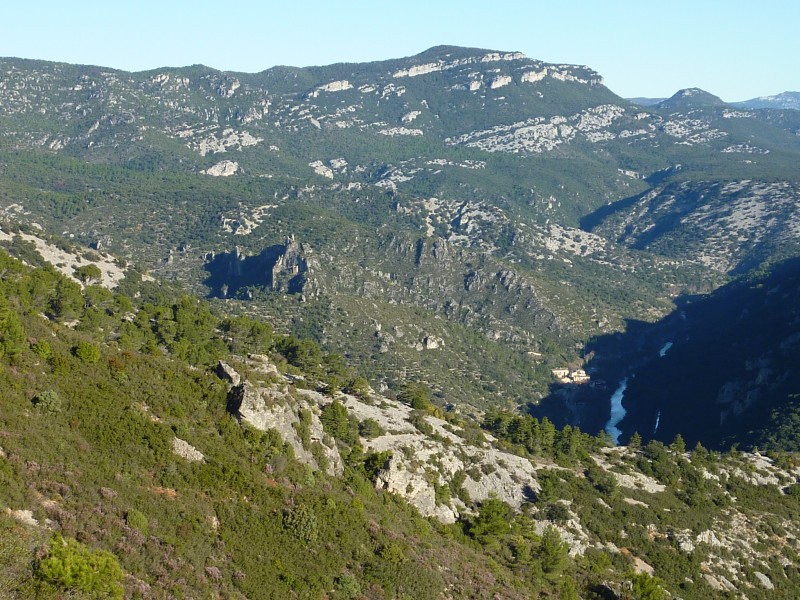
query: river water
[
  {"left": 604, "top": 377, "right": 628, "bottom": 444},
  {"left": 604, "top": 341, "right": 673, "bottom": 444}
]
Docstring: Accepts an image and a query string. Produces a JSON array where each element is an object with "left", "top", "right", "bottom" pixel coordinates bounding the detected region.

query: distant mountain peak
[
  {"left": 657, "top": 87, "right": 726, "bottom": 109},
  {"left": 390, "top": 46, "right": 530, "bottom": 78},
  {"left": 733, "top": 91, "right": 800, "bottom": 110},
  {"left": 412, "top": 45, "right": 527, "bottom": 61}
]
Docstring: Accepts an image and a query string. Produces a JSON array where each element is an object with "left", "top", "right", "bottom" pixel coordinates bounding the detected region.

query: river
[
  {"left": 604, "top": 341, "right": 673, "bottom": 444},
  {"left": 604, "top": 377, "right": 628, "bottom": 444}
]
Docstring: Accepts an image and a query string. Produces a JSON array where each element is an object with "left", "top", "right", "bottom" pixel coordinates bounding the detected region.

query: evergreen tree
[
  {"left": 539, "top": 526, "right": 568, "bottom": 575},
  {"left": 0, "top": 300, "right": 25, "bottom": 360},
  {"left": 671, "top": 434, "right": 686, "bottom": 454},
  {"left": 74, "top": 264, "right": 102, "bottom": 284},
  {"left": 540, "top": 417, "right": 557, "bottom": 455},
  {"left": 470, "top": 497, "right": 512, "bottom": 542}
]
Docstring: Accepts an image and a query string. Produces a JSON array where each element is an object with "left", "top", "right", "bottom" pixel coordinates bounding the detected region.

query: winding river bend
[
  {"left": 604, "top": 378, "right": 629, "bottom": 444},
  {"left": 604, "top": 341, "right": 673, "bottom": 444}
]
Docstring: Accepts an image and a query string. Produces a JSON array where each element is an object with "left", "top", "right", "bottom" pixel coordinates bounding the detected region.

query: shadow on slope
[
  {"left": 532, "top": 257, "right": 800, "bottom": 451},
  {"left": 203, "top": 239, "right": 309, "bottom": 299}
]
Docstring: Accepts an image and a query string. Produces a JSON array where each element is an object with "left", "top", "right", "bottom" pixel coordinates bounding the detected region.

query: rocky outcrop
[
  {"left": 309, "top": 80, "right": 353, "bottom": 97},
  {"left": 488, "top": 75, "right": 512, "bottom": 89},
  {"left": 204, "top": 236, "right": 316, "bottom": 299},
  {"left": 172, "top": 438, "right": 205, "bottom": 462},
  {"left": 374, "top": 454, "right": 457, "bottom": 523},
  {"left": 192, "top": 128, "right": 262, "bottom": 156},
  {"left": 216, "top": 361, "right": 241, "bottom": 386},
  {"left": 309, "top": 160, "right": 334, "bottom": 179},
  {"left": 219, "top": 356, "right": 551, "bottom": 523},
  {"left": 223, "top": 360, "right": 343, "bottom": 476},
  {"left": 336, "top": 393, "right": 543, "bottom": 518},
  {"left": 201, "top": 160, "right": 239, "bottom": 177}
]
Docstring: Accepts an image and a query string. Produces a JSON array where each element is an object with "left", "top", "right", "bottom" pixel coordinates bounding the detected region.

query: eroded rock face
[
  {"left": 216, "top": 361, "right": 241, "bottom": 386},
  {"left": 201, "top": 160, "right": 239, "bottom": 177},
  {"left": 172, "top": 438, "right": 205, "bottom": 463},
  {"left": 216, "top": 357, "right": 800, "bottom": 582},
  {"left": 374, "top": 454, "right": 457, "bottom": 523},
  {"left": 224, "top": 360, "right": 343, "bottom": 476},
  {"left": 335, "top": 393, "right": 544, "bottom": 519},
  {"left": 220, "top": 358, "right": 550, "bottom": 522}
]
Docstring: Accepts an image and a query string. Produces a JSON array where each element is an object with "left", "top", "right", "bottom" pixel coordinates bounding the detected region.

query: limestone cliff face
[
  {"left": 221, "top": 358, "right": 343, "bottom": 477},
  {"left": 203, "top": 235, "right": 318, "bottom": 299},
  {"left": 269, "top": 235, "right": 312, "bottom": 295},
  {"left": 214, "top": 356, "right": 800, "bottom": 585},
  {"left": 218, "top": 357, "right": 550, "bottom": 526}
]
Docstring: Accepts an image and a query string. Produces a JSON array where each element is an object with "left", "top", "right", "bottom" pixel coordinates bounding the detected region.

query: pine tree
[
  {"left": 539, "top": 525, "right": 568, "bottom": 575},
  {"left": 671, "top": 433, "right": 686, "bottom": 454}
]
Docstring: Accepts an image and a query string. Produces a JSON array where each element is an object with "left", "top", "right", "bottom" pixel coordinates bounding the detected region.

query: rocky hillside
[
  {"left": 1, "top": 46, "right": 800, "bottom": 416},
  {"left": 585, "top": 179, "right": 800, "bottom": 274},
  {"left": 1, "top": 248, "right": 799, "bottom": 599},
  {"left": 735, "top": 91, "right": 800, "bottom": 110}
]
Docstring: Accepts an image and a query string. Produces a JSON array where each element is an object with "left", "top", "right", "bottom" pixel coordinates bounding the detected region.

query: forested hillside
[
  {"left": 0, "top": 245, "right": 799, "bottom": 599},
  {"left": 1, "top": 46, "right": 800, "bottom": 598}
]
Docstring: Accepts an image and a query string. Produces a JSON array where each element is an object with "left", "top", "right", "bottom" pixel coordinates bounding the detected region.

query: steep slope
[
  {"left": 2, "top": 47, "right": 800, "bottom": 411},
  {"left": 597, "top": 258, "right": 800, "bottom": 450},
  {"left": 585, "top": 179, "right": 800, "bottom": 274},
  {"left": 1, "top": 249, "right": 799, "bottom": 599}
]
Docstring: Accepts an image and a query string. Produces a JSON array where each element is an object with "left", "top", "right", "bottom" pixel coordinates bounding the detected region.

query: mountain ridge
[{"left": 1, "top": 46, "right": 799, "bottom": 436}]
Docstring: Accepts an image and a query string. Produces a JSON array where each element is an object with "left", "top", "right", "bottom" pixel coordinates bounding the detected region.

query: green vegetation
[
  {"left": 0, "top": 251, "right": 797, "bottom": 598},
  {"left": 482, "top": 409, "right": 602, "bottom": 464},
  {"left": 35, "top": 534, "right": 124, "bottom": 599},
  {"left": 74, "top": 264, "right": 102, "bottom": 284},
  {"left": 1, "top": 47, "right": 800, "bottom": 599}
]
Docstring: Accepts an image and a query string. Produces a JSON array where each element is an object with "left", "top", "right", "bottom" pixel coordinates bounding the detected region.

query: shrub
[
  {"left": 358, "top": 418, "right": 384, "bottom": 439},
  {"left": 31, "top": 339, "right": 52, "bottom": 359},
  {"left": 363, "top": 451, "right": 392, "bottom": 479},
  {"left": 35, "top": 534, "right": 124, "bottom": 599},
  {"left": 449, "top": 470, "right": 470, "bottom": 503},
  {"left": 434, "top": 482, "right": 451, "bottom": 506},
  {"left": 397, "top": 383, "right": 432, "bottom": 411},
  {"left": 125, "top": 508, "right": 149, "bottom": 535},
  {"left": 408, "top": 413, "right": 433, "bottom": 435},
  {"left": 283, "top": 503, "right": 319, "bottom": 544},
  {"left": 33, "top": 390, "right": 62, "bottom": 413},
  {"left": 334, "top": 573, "right": 362, "bottom": 599},
  {"left": 470, "top": 498, "right": 512, "bottom": 541},
  {"left": 74, "top": 341, "right": 101, "bottom": 364},
  {"left": 343, "top": 376, "right": 370, "bottom": 400},
  {"left": 377, "top": 541, "right": 407, "bottom": 564},
  {"left": 292, "top": 409, "right": 313, "bottom": 449},
  {"left": 546, "top": 503, "right": 572, "bottom": 522}
]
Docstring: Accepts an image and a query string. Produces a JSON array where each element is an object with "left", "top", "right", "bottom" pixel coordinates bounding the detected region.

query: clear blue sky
[{"left": 2, "top": 1, "right": 798, "bottom": 101}]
